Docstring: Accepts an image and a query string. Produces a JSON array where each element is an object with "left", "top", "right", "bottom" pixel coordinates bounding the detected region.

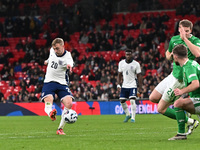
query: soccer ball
[{"left": 64, "top": 109, "right": 78, "bottom": 124}]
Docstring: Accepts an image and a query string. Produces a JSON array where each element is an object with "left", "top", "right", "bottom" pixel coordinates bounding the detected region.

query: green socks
[
  {"left": 163, "top": 107, "right": 188, "bottom": 123},
  {"left": 163, "top": 107, "right": 176, "bottom": 119},
  {"left": 174, "top": 107, "right": 186, "bottom": 134}
]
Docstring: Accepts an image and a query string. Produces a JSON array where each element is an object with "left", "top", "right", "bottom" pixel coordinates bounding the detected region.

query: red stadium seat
[
  {"left": 15, "top": 72, "right": 24, "bottom": 79},
  {"left": 0, "top": 64, "right": 4, "bottom": 71},
  {"left": 35, "top": 93, "right": 41, "bottom": 99},
  {"left": 0, "top": 81, "right": 8, "bottom": 87},
  {"left": 4, "top": 92, "right": 10, "bottom": 99},
  {"left": 14, "top": 80, "right": 21, "bottom": 86},
  {"left": 13, "top": 86, "right": 22, "bottom": 94},
  {"left": 151, "top": 69, "right": 158, "bottom": 76},
  {"left": 27, "top": 85, "right": 35, "bottom": 93},
  {"left": 80, "top": 75, "right": 88, "bottom": 82},
  {"left": 0, "top": 86, "right": 7, "bottom": 93},
  {"left": 89, "top": 81, "right": 97, "bottom": 88},
  {"left": 35, "top": 39, "right": 47, "bottom": 47}
]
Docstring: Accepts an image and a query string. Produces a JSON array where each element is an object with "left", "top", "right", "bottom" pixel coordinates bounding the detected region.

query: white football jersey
[
  {"left": 118, "top": 59, "right": 141, "bottom": 88},
  {"left": 44, "top": 47, "right": 74, "bottom": 85}
]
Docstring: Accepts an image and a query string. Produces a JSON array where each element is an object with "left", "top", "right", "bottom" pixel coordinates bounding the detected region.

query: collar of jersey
[
  {"left": 125, "top": 59, "right": 133, "bottom": 64},
  {"left": 56, "top": 50, "right": 66, "bottom": 57},
  {"left": 183, "top": 58, "right": 189, "bottom": 66}
]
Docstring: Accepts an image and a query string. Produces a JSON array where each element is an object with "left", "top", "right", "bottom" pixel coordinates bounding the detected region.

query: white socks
[
  {"left": 58, "top": 107, "right": 69, "bottom": 129},
  {"left": 121, "top": 100, "right": 136, "bottom": 120},
  {"left": 187, "top": 118, "right": 194, "bottom": 125},
  {"left": 45, "top": 102, "right": 70, "bottom": 130},
  {"left": 130, "top": 100, "right": 136, "bottom": 120},
  {"left": 44, "top": 102, "right": 52, "bottom": 116},
  {"left": 121, "top": 102, "right": 130, "bottom": 116}
]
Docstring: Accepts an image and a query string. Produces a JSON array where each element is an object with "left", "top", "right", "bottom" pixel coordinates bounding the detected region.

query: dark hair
[
  {"left": 172, "top": 44, "right": 188, "bottom": 58},
  {"left": 125, "top": 49, "right": 132, "bottom": 53}
]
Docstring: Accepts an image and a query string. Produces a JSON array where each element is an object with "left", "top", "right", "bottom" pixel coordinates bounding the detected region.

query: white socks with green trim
[{"left": 44, "top": 102, "right": 52, "bottom": 116}]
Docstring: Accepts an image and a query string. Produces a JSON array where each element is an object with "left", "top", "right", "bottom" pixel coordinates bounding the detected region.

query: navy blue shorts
[
  {"left": 120, "top": 87, "right": 137, "bottom": 100},
  {"left": 41, "top": 82, "right": 73, "bottom": 101}
]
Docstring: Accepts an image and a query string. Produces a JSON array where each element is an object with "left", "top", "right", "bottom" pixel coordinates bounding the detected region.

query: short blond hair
[
  {"left": 179, "top": 19, "right": 193, "bottom": 29},
  {"left": 52, "top": 38, "right": 64, "bottom": 46}
]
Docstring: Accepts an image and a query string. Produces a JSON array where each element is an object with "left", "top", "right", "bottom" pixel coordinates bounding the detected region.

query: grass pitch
[{"left": 0, "top": 114, "right": 199, "bottom": 150}]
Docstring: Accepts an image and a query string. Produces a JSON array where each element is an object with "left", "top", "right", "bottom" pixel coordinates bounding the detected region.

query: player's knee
[
  {"left": 65, "top": 103, "right": 72, "bottom": 109},
  {"left": 174, "top": 100, "right": 183, "bottom": 108},
  {"left": 120, "top": 100, "right": 126, "bottom": 103},
  {"left": 149, "top": 94, "right": 159, "bottom": 103},
  {"left": 157, "top": 106, "right": 165, "bottom": 114},
  {"left": 62, "top": 97, "right": 73, "bottom": 109}
]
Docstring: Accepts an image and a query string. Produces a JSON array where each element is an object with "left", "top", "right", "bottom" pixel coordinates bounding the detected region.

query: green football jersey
[
  {"left": 168, "top": 35, "right": 200, "bottom": 80},
  {"left": 183, "top": 60, "right": 200, "bottom": 97}
]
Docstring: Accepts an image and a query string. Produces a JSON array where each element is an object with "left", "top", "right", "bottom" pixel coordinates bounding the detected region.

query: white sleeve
[
  {"left": 136, "top": 62, "right": 141, "bottom": 74},
  {"left": 66, "top": 51, "right": 74, "bottom": 67},
  {"left": 118, "top": 61, "right": 122, "bottom": 72},
  {"left": 46, "top": 48, "right": 53, "bottom": 63}
]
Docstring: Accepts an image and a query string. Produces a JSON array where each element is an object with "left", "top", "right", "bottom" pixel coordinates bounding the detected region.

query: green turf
[{"left": 0, "top": 114, "right": 199, "bottom": 150}]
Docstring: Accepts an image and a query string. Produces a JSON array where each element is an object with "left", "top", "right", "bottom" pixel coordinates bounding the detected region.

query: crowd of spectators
[
  {"left": 176, "top": 0, "right": 200, "bottom": 17},
  {"left": 0, "top": 0, "right": 77, "bottom": 17},
  {"left": 0, "top": 0, "right": 200, "bottom": 103}
]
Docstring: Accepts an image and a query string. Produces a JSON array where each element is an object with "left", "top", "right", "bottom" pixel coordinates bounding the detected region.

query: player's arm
[
  {"left": 165, "top": 50, "right": 173, "bottom": 60},
  {"left": 117, "top": 72, "right": 123, "bottom": 90},
  {"left": 44, "top": 48, "right": 52, "bottom": 65},
  {"left": 137, "top": 73, "right": 143, "bottom": 93},
  {"left": 184, "top": 38, "right": 200, "bottom": 57},
  {"left": 67, "top": 64, "right": 72, "bottom": 72},
  {"left": 180, "top": 26, "right": 200, "bottom": 57},
  {"left": 66, "top": 51, "right": 74, "bottom": 72},
  {"left": 44, "top": 59, "right": 49, "bottom": 65},
  {"left": 174, "top": 80, "right": 199, "bottom": 96}
]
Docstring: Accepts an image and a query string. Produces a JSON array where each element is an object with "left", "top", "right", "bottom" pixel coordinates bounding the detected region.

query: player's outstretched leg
[
  {"left": 121, "top": 101, "right": 131, "bottom": 122},
  {"left": 56, "top": 128, "right": 66, "bottom": 135},
  {"left": 186, "top": 119, "right": 199, "bottom": 135},
  {"left": 56, "top": 108, "right": 68, "bottom": 135},
  {"left": 49, "top": 109, "right": 57, "bottom": 121}
]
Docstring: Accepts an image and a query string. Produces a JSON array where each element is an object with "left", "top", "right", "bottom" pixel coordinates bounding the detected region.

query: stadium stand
[{"left": 0, "top": 0, "right": 200, "bottom": 102}]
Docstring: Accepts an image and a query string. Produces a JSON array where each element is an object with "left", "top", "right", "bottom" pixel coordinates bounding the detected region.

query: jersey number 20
[{"left": 51, "top": 61, "right": 58, "bottom": 69}]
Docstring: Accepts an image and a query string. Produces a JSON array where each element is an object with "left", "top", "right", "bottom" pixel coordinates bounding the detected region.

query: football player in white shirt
[
  {"left": 117, "top": 49, "right": 142, "bottom": 123},
  {"left": 41, "top": 38, "right": 74, "bottom": 135}
]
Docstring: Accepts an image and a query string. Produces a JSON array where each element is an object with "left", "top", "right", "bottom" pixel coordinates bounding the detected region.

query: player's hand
[
  {"left": 117, "top": 87, "right": 121, "bottom": 92},
  {"left": 138, "top": 88, "right": 142, "bottom": 93},
  {"left": 44, "top": 60, "right": 48, "bottom": 65},
  {"left": 170, "top": 52, "right": 173, "bottom": 60},
  {"left": 67, "top": 64, "right": 72, "bottom": 73},
  {"left": 179, "top": 26, "right": 186, "bottom": 41},
  {"left": 174, "top": 88, "right": 183, "bottom": 96},
  {"left": 117, "top": 84, "right": 121, "bottom": 92}
]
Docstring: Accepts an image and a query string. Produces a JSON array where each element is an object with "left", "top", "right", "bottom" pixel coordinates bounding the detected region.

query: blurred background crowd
[{"left": 0, "top": 0, "right": 200, "bottom": 103}]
